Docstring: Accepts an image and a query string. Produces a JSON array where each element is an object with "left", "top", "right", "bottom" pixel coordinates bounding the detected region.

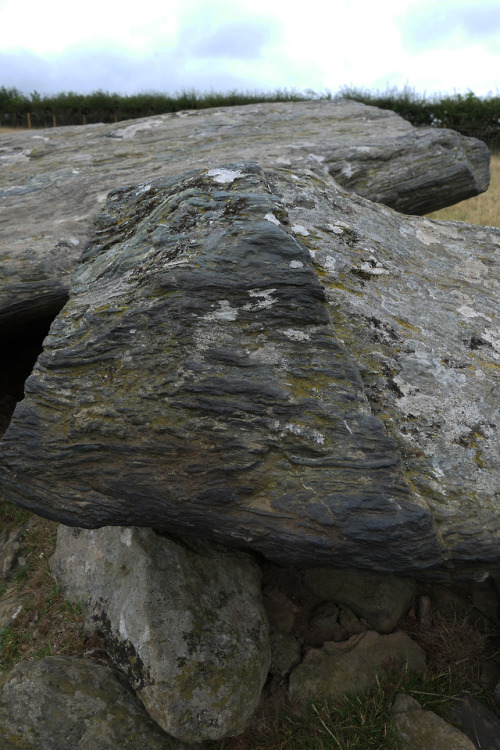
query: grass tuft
[
  {"left": 1, "top": 500, "right": 498, "bottom": 747},
  {"left": 206, "top": 659, "right": 491, "bottom": 749},
  {"left": 0, "top": 508, "right": 85, "bottom": 673},
  {"left": 1, "top": 84, "right": 500, "bottom": 149}
]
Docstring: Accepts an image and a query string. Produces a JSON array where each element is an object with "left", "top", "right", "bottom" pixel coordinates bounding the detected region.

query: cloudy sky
[{"left": 0, "top": 0, "right": 499, "bottom": 97}]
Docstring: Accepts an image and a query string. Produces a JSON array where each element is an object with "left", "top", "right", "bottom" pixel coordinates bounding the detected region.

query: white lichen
[
  {"left": 283, "top": 328, "right": 310, "bottom": 341},
  {"left": 120, "top": 528, "right": 133, "bottom": 547},
  {"left": 457, "top": 305, "right": 492, "bottom": 322},
  {"left": 341, "top": 163, "right": 355, "bottom": 178},
  {"left": 308, "top": 153, "right": 325, "bottom": 164},
  {"left": 323, "top": 255, "right": 337, "bottom": 273},
  {"left": 284, "top": 423, "right": 325, "bottom": 445},
  {"left": 203, "top": 300, "right": 239, "bottom": 321},
  {"left": 264, "top": 213, "right": 281, "bottom": 226},
  {"left": 359, "top": 261, "right": 389, "bottom": 276},
  {"left": 243, "top": 288, "right": 277, "bottom": 311},
  {"left": 207, "top": 168, "right": 244, "bottom": 184},
  {"left": 328, "top": 224, "right": 344, "bottom": 235}
]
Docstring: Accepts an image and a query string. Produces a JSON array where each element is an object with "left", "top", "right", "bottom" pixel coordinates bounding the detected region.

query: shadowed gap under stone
[{"left": 0, "top": 314, "right": 62, "bottom": 438}]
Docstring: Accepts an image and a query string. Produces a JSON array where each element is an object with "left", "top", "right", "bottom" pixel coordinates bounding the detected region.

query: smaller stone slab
[
  {"left": 288, "top": 630, "right": 425, "bottom": 706},
  {"left": 447, "top": 693, "right": 500, "bottom": 749},
  {"left": 303, "top": 568, "right": 415, "bottom": 633},
  {"left": 0, "top": 656, "right": 196, "bottom": 750},
  {"left": 393, "top": 694, "right": 476, "bottom": 750},
  {"left": 52, "top": 525, "right": 270, "bottom": 743},
  {"left": 0, "top": 524, "right": 27, "bottom": 580}
]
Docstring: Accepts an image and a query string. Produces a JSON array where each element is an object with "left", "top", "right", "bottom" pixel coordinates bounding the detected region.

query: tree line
[{"left": 1, "top": 86, "right": 499, "bottom": 149}]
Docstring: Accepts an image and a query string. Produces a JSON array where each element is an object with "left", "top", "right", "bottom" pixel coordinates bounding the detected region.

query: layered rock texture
[
  {"left": 1, "top": 100, "right": 499, "bottom": 744},
  {"left": 0, "top": 163, "right": 500, "bottom": 574},
  {"left": 0, "top": 161, "right": 498, "bottom": 578},
  {"left": 0, "top": 100, "right": 489, "bottom": 337}
]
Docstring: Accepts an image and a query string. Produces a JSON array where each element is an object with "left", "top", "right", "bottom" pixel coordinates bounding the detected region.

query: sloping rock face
[
  {"left": 0, "top": 162, "right": 498, "bottom": 578},
  {"left": 0, "top": 100, "right": 489, "bottom": 336},
  {"left": 51, "top": 525, "right": 270, "bottom": 743},
  {"left": 447, "top": 693, "right": 500, "bottom": 749}
]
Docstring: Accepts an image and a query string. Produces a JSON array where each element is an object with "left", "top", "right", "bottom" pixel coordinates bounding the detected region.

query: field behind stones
[{"left": 429, "top": 152, "right": 500, "bottom": 227}]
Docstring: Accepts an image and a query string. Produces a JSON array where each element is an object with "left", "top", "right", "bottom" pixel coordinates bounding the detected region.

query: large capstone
[
  {"left": 0, "top": 162, "right": 498, "bottom": 579},
  {"left": 0, "top": 100, "right": 489, "bottom": 336}
]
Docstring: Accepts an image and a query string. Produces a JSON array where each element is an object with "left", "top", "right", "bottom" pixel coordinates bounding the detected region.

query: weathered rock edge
[
  {"left": 0, "top": 99, "right": 489, "bottom": 336},
  {"left": 0, "top": 162, "right": 498, "bottom": 579},
  {"left": 0, "top": 162, "right": 443, "bottom": 574}
]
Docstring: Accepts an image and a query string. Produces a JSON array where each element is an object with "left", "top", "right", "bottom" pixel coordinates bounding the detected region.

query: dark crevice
[{"left": 0, "top": 315, "right": 56, "bottom": 439}]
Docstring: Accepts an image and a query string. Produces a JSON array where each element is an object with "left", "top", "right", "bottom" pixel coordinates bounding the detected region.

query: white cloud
[
  {"left": 0, "top": 0, "right": 183, "bottom": 54},
  {"left": 0, "top": 0, "right": 498, "bottom": 96},
  {"left": 390, "top": 44, "right": 500, "bottom": 97},
  {"left": 400, "top": 0, "right": 500, "bottom": 52}
]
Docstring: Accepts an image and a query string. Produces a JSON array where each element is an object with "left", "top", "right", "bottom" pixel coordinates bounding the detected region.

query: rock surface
[
  {"left": 51, "top": 525, "right": 270, "bottom": 743},
  {"left": 0, "top": 100, "right": 489, "bottom": 336},
  {"left": 0, "top": 523, "right": 28, "bottom": 580},
  {"left": 269, "top": 632, "right": 302, "bottom": 678},
  {"left": 306, "top": 602, "right": 342, "bottom": 645},
  {"left": 303, "top": 568, "right": 415, "bottom": 633},
  {"left": 288, "top": 630, "right": 426, "bottom": 705},
  {"left": 0, "top": 656, "right": 196, "bottom": 750},
  {"left": 0, "top": 161, "right": 499, "bottom": 577},
  {"left": 447, "top": 693, "right": 500, "bottom": 749},
  {"left": 0, "top": 595, "right": 24, "bottom": 630},
  {"left": 392, "top": 694, "right": 476, "bottom": 750},
  {"left": 0, "top": 163, "right": 441, "bottom": 572}
]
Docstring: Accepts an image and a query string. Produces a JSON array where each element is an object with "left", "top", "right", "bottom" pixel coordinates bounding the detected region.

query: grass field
[{"left": 427, "top": 152, "right": 499, "bottom": 227}]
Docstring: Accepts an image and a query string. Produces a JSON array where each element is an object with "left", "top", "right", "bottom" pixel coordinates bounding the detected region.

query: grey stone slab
[
  {"left": 51, "top": 525, "right": 270, "bottom": 743},
  {"left": 0, "top": 100, "right": 489, "bottom": 336},
  {"left": 393, "top": 694, "right": 476, "bottom": 750},
  {"left": 0, "top": 656, "right": 197, "bottom": 749},
  {"left": 288, "top": 631, "right": 426, "bottom": 706},
  {"left": 0, "top": 162, "right": 498, "bottom": 578},
  {"left": 303, "top": 568, "right": 415, "bottom": 633}
]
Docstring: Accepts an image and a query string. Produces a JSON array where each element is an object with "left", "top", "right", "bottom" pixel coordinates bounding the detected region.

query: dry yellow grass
[
  {"left": 0, "top": 511, "right": 86, "bottom": 672},
  {"left": 428, "top": 153, "right": 500, "bottom": 228}
]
